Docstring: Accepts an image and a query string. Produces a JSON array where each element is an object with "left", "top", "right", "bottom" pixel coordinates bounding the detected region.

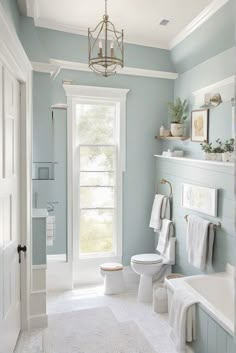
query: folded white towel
[
  {"left": 149, "top": 195, "right": 170, "bottom": 232},
  {"left": 169, "top": 288, "right": 198, "bottom": 353},
  {"left": 46, "top": 216, "right": 56, "bottom": 247},
  {"left": 156, "top": 219, "right": 174, "bottom": 254},
  {"left": 186, "top": 215, "right": 214, "bottom": 270}
]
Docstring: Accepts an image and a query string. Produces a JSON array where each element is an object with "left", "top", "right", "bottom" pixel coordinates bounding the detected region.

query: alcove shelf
[
  {"left": 32, "top": 162, "right": 58, "bottom": 181},
  {"left": 155, "top": 136, "right": 189, "bottom": 140},
  {"left": 154, "top": 154, "right": 234, "bottom": 167}
]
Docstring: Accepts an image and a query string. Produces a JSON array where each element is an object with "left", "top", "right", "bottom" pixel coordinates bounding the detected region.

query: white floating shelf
[
  {"left": 155, "top": 136, "right": 189, "bottom": 140},
  {"left": 154, "top": 154, "right": 234, "bottom": 167}
]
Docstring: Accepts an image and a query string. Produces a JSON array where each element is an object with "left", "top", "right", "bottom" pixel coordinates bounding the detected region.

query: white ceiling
[{"left": 25, "top": 0, "right": 225, "bottom": 49}]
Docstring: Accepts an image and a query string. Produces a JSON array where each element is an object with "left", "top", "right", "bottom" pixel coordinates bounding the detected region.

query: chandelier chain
[{"left": 105, "top": 0, "right": 107, "bottom": 15}]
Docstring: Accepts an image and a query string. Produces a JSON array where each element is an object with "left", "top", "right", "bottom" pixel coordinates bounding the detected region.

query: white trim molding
[
  {"left": 31, "top": 59, "right": 178, "bottom": 80},
  {"left": 0, "top": 0, "right": 32, "bottom": 333},
  {"left": 64, "top": 85, "right": 129, "bottom": 286},
  {"left": 31, "top": 61, "right": 60, "bottom": 76},
  {"left": 170, "top": 0, "right": 229, "bottom": 49},
  {"left": 192, "top": 75, "right": 235, "bottom": 109}
]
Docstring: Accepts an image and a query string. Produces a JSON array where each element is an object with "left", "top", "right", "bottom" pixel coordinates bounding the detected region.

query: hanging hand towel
[
  {"left": 169, "top": 288, "right": 198, "bottom": 353},
  {"left": 186, "top": 215, "right": 215, "bottom": 270},
  {"left": 149, "top": 195, "right": 170, "bottom": 232},
  {"left": 156, "top": 219, "right": 174, "bottom": 254}
]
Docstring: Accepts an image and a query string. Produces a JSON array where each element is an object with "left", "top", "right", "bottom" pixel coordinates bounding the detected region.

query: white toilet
[{"left": 131, "top": 237, "right": 176, "bottom": 303}]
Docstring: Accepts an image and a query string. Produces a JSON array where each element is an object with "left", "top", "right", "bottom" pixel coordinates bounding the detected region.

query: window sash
[{"left": 78, "top": 143, "right": 117, "bottom": 256}]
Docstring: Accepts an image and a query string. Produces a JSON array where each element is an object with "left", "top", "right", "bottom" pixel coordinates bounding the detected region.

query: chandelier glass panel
[{"left": 88, "top": 0, "right": 124, "bottom": 77}]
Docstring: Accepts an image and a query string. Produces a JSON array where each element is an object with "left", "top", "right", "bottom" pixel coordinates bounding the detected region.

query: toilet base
[
  {"left": 138, "top": 275, "right": 153, "bottom": 302},
  {"left": 101, "top": 270, "right": 126, "bottom": 295}
]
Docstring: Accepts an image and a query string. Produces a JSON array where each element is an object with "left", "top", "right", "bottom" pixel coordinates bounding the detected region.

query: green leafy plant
[
  {"left": 224, "top": 138, "right": 234, "bottom": 152},
  {"left": 168, "top": 97, "right": 188, "bottom": 124},
  {"left": 200, "top": 141, "right": 213, "bottom": 153},
  {"left": 212, "top": 139, "right": 224, "bottom": 153}
]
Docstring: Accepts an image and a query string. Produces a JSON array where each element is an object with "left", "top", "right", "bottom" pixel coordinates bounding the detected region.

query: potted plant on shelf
[
  {"left": 200, "top": 139, "right": 224, "bottom": 161},
  {"left": 168, "top": 97, "right": 188, "bottom": 137},
  {"left": 222, "top": 138, "right": 235, "bottom": 162},
  {"left": 200, "top": 141, "right": 213, "bottom": 160}
]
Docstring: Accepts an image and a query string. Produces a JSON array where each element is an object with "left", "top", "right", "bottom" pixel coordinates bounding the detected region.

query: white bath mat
[{"left": 44, "top": 307, "right": 157, "bottom": 353}]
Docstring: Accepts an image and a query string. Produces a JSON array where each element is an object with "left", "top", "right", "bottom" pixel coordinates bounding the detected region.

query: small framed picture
[
  {"left": 191, "top": 109, "right": 209, "bottom": 142},
  {"left": 181, "top": 183, "right": 218, "bottom": 217}
]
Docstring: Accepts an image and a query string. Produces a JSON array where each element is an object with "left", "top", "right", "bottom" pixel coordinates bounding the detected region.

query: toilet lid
[
  {"left": 100, "top": 263, "right": 123, "bottom": 271},
  {"left": 131, "top": 254, "right": 163, "bottom": 264}
]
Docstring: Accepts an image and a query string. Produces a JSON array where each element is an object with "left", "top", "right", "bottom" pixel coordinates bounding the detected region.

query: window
[
  {"left": 76, "top": 103, "right": 116, "bottom": 255},
  {"left": 64, "top": 85, "right": 129, "bottom": 263}
]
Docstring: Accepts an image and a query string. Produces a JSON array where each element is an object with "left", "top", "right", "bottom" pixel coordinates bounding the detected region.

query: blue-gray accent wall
[
  {"left": 171, "top": 0, "right": 235, "bottom": 73},
  {"left": 19, "top": 17, "right": 175, "bottom": 262}
]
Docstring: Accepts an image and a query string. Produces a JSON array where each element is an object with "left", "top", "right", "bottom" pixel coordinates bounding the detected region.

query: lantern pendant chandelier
[{"left": 88, "top": 0, "right": 124, "bottom": 77}]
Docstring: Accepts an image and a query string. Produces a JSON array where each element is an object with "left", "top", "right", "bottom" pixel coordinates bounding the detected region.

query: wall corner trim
[
  {"left": 31, "top": 59, "right": 178, "bottom": 80},
  {"left": 170, "top": 0, "right": 230, "bottom": 49}
]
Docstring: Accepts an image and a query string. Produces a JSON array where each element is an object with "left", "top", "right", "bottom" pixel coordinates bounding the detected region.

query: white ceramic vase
[
  {"left": 203, "top": 152, "right": 222, "bottom": 161},
  {"left": 170, "top": 123, "right": 184, "bottom": 137},
  {"left": 222, "top": 152, "right": 234, "bottom": 162}
]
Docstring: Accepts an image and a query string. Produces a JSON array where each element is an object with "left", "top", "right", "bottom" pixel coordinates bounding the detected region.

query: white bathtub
[{"left": 165, "top": 264, "right": 235, "bottom": 336}]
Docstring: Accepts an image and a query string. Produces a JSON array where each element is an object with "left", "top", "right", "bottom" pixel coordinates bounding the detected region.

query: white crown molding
[
  {"left": 31, "top": 61, "right": 60, "bottom": 76},
  {"left": 192, "top": 75, "right": 235, "bottom": 96},
  {"left": 34, "top": 17, "right": 88, "bottom": 36},
  {"left": 48, "top": 59, "right": 178, "bottom": 80},
  {"left": 31, "top": 0, "right": 229, "bottom": 50},
  {"left": 26, "top": 0, "right": 35, "bottom": 17},
  {"left": 63, "top": 84, "right": 130, "bottom": 99},
  {"left": 170, "top": 0, "right": 229, "bottom": 49}
]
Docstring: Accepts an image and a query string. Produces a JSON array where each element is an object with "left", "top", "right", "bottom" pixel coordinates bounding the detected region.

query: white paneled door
[{"left": 0, "top": 62, "right": 21, "bottom": 353}]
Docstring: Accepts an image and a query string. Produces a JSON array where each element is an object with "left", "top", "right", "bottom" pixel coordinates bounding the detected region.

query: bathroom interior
[{"left": 1, "top": 0, "right": 235, "bottom": 353}]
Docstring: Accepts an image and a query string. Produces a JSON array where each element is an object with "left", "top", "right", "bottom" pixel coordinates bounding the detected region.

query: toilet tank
[{"left": 162, "top": 237, "right": 176, "bottom": 265}]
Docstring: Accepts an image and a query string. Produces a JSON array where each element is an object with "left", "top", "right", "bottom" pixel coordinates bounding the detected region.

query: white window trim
[{"left": 64, "top": 85, "right": 129, "bottom": 277}]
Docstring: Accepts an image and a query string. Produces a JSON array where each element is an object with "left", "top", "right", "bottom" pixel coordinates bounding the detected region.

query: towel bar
[
  {"left": 184, "top": 215, "right": 221, "bottom": 230},
  {"left": 160, "top": 179, "right": 172, "bottom": 197}
]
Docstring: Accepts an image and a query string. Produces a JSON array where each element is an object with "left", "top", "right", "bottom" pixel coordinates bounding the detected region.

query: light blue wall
[
  {"left": 161, "top": 3, "right": 236, "bottom": 350},
  {"left": 19, "top": 17, "right": 175, "bottom": 263},
  {"left": 171, "top": 0, "right": 235, "bottom": 73},
  {"left": 162, "top": 47, "right": 235, "bottom": 158},
  {"left": 19, "top": 17, "right": 175, "bottom": 72},
  {"left": 0, "top": 0, "right": 20, "bottom": 34},
  {"left": 156, "top": 158, "right": 235, "bottom": 275}
]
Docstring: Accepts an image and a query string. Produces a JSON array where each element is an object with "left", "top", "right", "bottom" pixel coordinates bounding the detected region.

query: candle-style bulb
[
  {"left": 98, "top": 40, "right": 103, "bottom": 57},
  {"left": 110, "top": 41, "right": 114, "bottom": 57}
]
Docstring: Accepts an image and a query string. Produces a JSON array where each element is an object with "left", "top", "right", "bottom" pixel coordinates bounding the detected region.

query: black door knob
[{"left": 17, "top": 244, "right": 27, "bottom": 263}]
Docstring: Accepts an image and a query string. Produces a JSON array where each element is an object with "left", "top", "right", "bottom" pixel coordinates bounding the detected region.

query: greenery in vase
[
  {"left": 200, "top": 141, "right": 213, "bottom": 153},
  {"left": 224, "top": 138, "right": 234, "bottom": 152},
  {"left": 168, "top": 97, "right": 188, "bottom": 124},
  {"left": 212, "top": 139, "right": 224, "bottom": 153}
]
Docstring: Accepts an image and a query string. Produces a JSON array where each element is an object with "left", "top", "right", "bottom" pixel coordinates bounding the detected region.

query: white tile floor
[{"left": 45, "top": 281, "right": 178, "bottom": 353}]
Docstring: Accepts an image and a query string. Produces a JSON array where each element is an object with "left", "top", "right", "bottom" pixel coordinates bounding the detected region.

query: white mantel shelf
[{"left": 154, "top": 154, "right": 234, "bottom": 167}]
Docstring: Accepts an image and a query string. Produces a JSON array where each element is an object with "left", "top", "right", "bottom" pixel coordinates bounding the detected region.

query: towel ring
[
  {"left": 160, "top": 179, "right": 172, "bottom": 197},
  {"left": 184, "top": 215, "right": 221, "bottom": 230}
]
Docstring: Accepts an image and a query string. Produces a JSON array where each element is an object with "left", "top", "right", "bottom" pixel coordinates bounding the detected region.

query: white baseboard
[{"left": 29, "top": 314, "right": 48, "bottom": 330}]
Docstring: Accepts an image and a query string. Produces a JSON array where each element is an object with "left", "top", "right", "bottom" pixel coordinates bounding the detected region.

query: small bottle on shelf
[{"left": 160, "top": 124, "right": 164, "bottom": 137}]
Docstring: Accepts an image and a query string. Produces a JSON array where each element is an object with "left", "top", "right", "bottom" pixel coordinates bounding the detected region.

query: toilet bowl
[
  {"left": 100, "top": 262, "right": 125, "bottom": 295},
  {"left": 131, "top": 238, "right": 176, "bottom": 303}
]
